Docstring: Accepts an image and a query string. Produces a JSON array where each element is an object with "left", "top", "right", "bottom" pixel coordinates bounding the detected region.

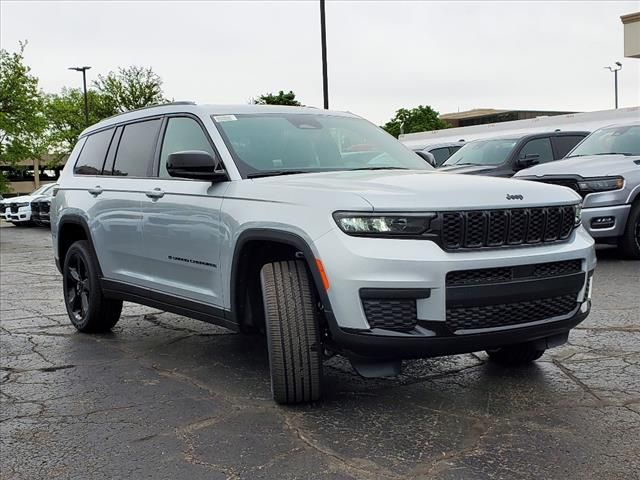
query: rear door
[
  {"left": 92, "top": 118, "right": 162, "bottom": 283},
  {"left": 138, "top": 114, "right": 229, "bottom": 307}
]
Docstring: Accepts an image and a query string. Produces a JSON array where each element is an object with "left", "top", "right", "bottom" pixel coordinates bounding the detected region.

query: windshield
[
  {"left": 213, "top": 113, "right": 431, "bottom": 178},
  {"left": 567, "top": 124, "right": 640, "bottom": 157},
  {"left": 442, "top": 138, "right": 518, "bottom": 167}
]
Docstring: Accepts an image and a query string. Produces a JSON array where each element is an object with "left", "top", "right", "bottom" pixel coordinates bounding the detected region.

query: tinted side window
[
  {"left": 112, "top": 119, "right": 162, "bottom": 177},
  {"left": 74, "top": 128, "right": 115, "bottom": 175},
  {"left": 429, "top": 147, "right": 451, "bottom": 166},
  {"left": 519, "top": 137, "right": 554, "bottom": 163},
  {"left": 159, "top": 117, "right": 215, "bottom": 177},
  {"left": 449, "top": 146, "right": 462, "bottom": 155},
  {"left": 553, "top": 135, "right": 586, "bottom": 159}
]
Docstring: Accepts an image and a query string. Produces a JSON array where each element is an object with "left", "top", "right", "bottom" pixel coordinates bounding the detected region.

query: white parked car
[{"left": 1, "top": 183, "right": 57, "bottom": 226}]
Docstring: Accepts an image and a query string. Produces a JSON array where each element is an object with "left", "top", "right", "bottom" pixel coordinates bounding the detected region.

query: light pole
[
  {"left": 68, "top": 66, "right": 91, "bottom": 125},
  {"left": 604, "top": 62, "right": 622, "bottom": 109},
  {"left": 320, "top": 0, "right": 329, "bottom": 109}
]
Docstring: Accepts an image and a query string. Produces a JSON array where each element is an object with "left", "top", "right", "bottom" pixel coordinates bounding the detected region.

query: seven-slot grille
[{"left": 441, "top": 206, "right": 576, "bottom": 250}]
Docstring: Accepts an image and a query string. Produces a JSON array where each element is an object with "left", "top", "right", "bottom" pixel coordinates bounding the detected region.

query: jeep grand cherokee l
[{"left": 51, "top": 103, "right": 596, "bottom": 404}]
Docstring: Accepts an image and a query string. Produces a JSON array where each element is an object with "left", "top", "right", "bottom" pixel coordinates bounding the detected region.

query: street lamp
[
  {"left": 604, "top": 62, "right": 622, "bottom": 109},
  {"left": 68, "top": 66, "right": 91, "bottom": 125},
  {"left": 319, "top": 0, "right": 329, "bottom": 109}
]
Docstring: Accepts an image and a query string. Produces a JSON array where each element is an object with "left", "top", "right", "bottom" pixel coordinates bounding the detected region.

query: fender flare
[
  {"left": 229, "top": 228, "right": 335, "bottom": 324},
  {"left": 57, "top": 214, "right": 102, "bottom": 276}
]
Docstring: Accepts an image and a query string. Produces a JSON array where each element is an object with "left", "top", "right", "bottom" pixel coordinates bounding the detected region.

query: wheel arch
[
  {"left": 57, "top": 215, "right": 102, "bottom": 276},
  {"left": 229, "top": 229, "right": 334, "bottom": 330}
]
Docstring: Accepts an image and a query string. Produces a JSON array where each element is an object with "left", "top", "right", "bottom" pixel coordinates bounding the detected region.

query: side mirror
[
  {"left": 517, "top": 153, "right": 540, "bottom": 169},
  {"left": 167, "top": 150, "right": 227, "bottom": 181},
  {"left": 415, "top": 151, "right": 437, "bottom": 167}
]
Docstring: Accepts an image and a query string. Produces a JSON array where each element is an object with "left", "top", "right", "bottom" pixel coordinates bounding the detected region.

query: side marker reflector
[{"left": 315, "top": 259, "right": 330, "bottom": 291}]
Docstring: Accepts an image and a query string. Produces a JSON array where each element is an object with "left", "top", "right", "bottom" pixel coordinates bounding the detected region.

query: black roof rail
[{"left": 99, "top": 101, "right": 197, "bottom": 122}]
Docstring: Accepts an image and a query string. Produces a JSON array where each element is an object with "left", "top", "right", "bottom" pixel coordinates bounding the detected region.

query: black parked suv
[{"left": 439, "top": 131, "right": 589, "bottom": 177}]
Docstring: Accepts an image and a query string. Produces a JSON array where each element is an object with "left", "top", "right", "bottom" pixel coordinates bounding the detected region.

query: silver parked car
[
  {"left": 516, "top": 123, "right": 640, "bottom": 258},
  {"left": 51, "top": 103, "right": 595, "bottom": 404},
  {"left": 412, "top": 141, "right": 465, "bottom": 167}
]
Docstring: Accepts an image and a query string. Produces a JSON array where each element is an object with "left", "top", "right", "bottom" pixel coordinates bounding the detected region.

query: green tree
[
  {"left": 45, "top": 88, "right": 116, "bottom": 155},
  {"left": 94, "top": 65, "right": 167, "bottom": 113},
  {"left": 252, "top": 90, "right": 301, "bottom": 106},
  {"left": 382, "top": 105, "right": 449, "bottom": 138},
  {"left": 0, "top": 42, "right": 47, "bottom": 192}
]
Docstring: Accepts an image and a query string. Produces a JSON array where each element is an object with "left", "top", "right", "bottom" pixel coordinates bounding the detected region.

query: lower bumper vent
[
  {"left": 362, "top": 299, "right": 417, "bottom": 331},
  {"left": 446, "top": 294, "right": 577, "bottom": 332}
]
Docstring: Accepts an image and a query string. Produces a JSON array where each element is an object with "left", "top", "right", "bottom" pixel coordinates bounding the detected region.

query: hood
[
  {"left": 6, "top": 195, "right": 35, "bottom": 203},
  {"left": 515, "top": 154, "right": 640, "bottom": 178},
  {"left": 251, "top": 170, "right": 580, "bottom": 210},
  {"left": 438, "top": 164, "right": 500, "bottom": 175}
]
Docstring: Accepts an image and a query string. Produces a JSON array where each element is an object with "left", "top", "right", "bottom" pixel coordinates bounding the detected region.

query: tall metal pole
[
  {"left": 604, "top": 62, "right": 622, "bottom": 110},
  {"left": 614, "top": 69, "right": 618, "bottom": 109},
  {"left": 69, "top": 66, "right": 92, "bottom": 126},
  {"left": 81, "top": 69, "right": 89, "bottom": 125},
  {"left": 320, "top": 0, "right": 329, "bottom": 109}
]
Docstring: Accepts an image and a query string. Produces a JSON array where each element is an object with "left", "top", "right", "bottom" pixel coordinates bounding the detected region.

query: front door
[{"left": 138, "top": 115, "right": 229, "bottom": 307}]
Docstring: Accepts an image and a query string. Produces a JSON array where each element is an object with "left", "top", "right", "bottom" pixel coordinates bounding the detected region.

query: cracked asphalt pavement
[{"left": 1, "top": 224, "right": 639, "bottom": 480}]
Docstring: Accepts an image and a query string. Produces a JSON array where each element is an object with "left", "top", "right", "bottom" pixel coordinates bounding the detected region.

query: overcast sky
[{"left": 2, "top": 1, "right": 639, "bottom": 124}]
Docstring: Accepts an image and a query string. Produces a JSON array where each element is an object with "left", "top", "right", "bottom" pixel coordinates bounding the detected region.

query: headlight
[
  {"left": 577, "top": 176, "right": 624, "bottom": 193},
  {"left": 574, "top": 204, "right": 582, "bottom": 226},
  {"left": 333, "top": 212, "right": 434, "bottom": 236}
]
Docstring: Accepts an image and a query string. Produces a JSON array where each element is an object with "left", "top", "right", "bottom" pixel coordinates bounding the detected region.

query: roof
[
  {"left": 439, "top": 109, "right": 510, "bottom": 121},
  {"left": 84, "top": 103, "right": 357, "bottom": 136}
]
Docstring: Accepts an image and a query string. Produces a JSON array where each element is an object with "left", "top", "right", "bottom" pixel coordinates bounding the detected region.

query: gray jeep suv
[{"left": 51, "top": 103, "right": 596, "bottom": 404}]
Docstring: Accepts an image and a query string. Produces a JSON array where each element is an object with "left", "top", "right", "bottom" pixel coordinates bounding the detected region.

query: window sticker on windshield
[{"left": 214, "top": 115, "right": 237, "bottom": 122}]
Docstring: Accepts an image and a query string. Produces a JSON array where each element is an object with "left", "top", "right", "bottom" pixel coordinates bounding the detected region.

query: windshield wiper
[
  {"left": 349, "top": 166, "right": 410, "bottom": 171},
  {"left": 247, "top": 170, "right": 310, "bottom": 179}
]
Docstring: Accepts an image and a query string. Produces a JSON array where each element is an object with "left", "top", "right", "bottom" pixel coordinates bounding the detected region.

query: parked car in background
[
  {"left": 31, "top": 185, "right": 57, "bottom": 227},
  {"left": 413, "top": 141, "right": 465, "bottom": 167},
  {"left": 1, "top": 183, "right": 56, "bottom": 226},
  {"left": 52, "top": 103, "right": 595, "bottom": 405},
  {"left": 439, "top": 131, "right": 589, "bottom": 177},
  {"left": 516, "top": 123, "right": 640, "bottom": 258}
]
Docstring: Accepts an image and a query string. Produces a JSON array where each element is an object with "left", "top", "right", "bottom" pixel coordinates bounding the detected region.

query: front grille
[
  {"left": 441, "top": 206, "right": 577, "bottom": 250},
  {"left": 446, "top": 294, "right": 577, "bottom": 331},
  {"left": 41, "top": 202, "right": 50, "bottom": 214},
  {"left": 446, "top": 260, "right": 582, "bottom": 287},
  {"left": 362, "top": 299, "right": 417, "bottom": 331},
  {"left": 31, "top": 203, "right": 40, "bottom": 215},
  {"left": 10, "top": 204, "right": 18, "bottom": 213},
  {"left": 0, "top": 204, "right": 6, "bottom": 213}
]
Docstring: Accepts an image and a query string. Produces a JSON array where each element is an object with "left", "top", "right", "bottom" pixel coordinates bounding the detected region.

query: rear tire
[
  {"left": 486, "top": 343, "right": 545, "bottom": 365},
  {"left": 260, "top": 260, "right": 322, "bottom": 404},
  {"left": 63, "top": 240, "right": 122, "bottom": 333},
  {"left": 618, "top": 201, "right": 640, "bottom": 259}
]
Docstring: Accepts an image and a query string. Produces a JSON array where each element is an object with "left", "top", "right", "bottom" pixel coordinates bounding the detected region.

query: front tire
[
  {"left": 486, "top": 343, "right": 545, "bottom": 365},
  {"left": 260, "top": 260, "right": 322, "bottom": 404},
  {"left": 618, "top": 201, "right": 640, "bottom": 259},
  {"left": 63, "top": 240, "right": 122, "bottom": 333}
]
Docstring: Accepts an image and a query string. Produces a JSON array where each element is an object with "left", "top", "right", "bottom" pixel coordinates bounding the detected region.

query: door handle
[
  {"left": 145, "top": 188, "right": 165, "bottom": 199},
  {"left": 88, "top": 186, "right": 103, "bottom": 196}
]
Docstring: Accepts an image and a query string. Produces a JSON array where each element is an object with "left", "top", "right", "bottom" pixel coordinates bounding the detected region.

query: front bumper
[
  {"left": 312, "top": 226, "right": 595, "bottom": 359},
  {"left": 7, "top": 207, "right": 32, "bottom": 223},
  {"left": 330, "top": 302, "right": 590, "bottom": 359},
  {"left": 581, "top": 204, "right": 630, "bottom": 239}
]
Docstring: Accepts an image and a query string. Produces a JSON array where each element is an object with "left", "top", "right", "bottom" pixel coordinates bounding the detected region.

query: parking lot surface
[{"left": 1, "top": 224, "right": 639, "bottom": 480}]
